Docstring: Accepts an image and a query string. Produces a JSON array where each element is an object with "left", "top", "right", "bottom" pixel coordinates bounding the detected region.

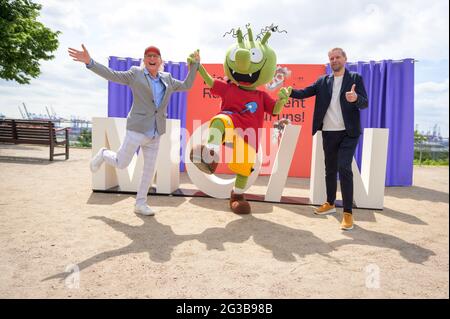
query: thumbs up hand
[{"left": 345, "top": 84, "right": 358, "bottom": 103}]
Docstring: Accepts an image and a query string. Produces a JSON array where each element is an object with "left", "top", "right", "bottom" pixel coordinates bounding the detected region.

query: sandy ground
[{"left": 0, "top": 144, "right": 448, "bottom": 299}]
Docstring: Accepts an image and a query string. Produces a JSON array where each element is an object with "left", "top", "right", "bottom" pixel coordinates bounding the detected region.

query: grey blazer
[{"left": 87, "top": 59, "right": 199, "bottom": 135}]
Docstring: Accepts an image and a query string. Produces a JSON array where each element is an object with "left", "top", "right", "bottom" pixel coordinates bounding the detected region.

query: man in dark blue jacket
[{"left": 281, "top": 48, "right": 368, "bottom": 230}]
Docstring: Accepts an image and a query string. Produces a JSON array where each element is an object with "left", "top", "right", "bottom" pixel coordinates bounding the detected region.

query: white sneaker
[
  {"left": 90, "top": 147, "right": 106, "bottom": 172},
  {"left": 134, "top": 204, "right": 155, "bottom": 216}
]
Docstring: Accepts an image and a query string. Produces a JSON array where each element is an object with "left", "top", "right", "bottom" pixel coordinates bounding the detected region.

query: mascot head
[{"left": 224, "top": 26, "right": 277, "bottom": 90}]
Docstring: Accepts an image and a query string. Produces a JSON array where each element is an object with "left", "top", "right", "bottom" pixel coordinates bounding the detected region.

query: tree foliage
[
  {"left": 414, "top": 130, "right": 427, "bottom": 145},
  {"left": 0, "top": 0, "right": 60, "bottom": 84}
]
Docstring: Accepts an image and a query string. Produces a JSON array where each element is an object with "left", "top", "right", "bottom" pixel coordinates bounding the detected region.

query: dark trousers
[{"left": 322, "top": 130, "right": 359, "bottom": 213}]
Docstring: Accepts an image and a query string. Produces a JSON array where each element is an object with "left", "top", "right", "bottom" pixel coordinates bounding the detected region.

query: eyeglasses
[{"left": 145, "top": 54, "right": 160, "bottom": 58}]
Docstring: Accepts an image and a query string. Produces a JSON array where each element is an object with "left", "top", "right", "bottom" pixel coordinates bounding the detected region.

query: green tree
[
  {"left": 414, "top": 130, "right": 427, "bottom": 145},
  {"left": 414, "top": 130, "right": 427, "bottom": 165},
  {"left": 0, "top": 0, "right": 60, "bottom": 84},
  {"left": 76, "top": 129, "right": 92, "bottom": 147}
]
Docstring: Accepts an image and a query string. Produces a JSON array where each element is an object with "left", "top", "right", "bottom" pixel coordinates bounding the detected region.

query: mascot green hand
[
  {"left": 187, "top": 49, "right": 200, "bottom": 66},
  {"left": 190, "top": 25, "right": 290, "bottom": 214}
]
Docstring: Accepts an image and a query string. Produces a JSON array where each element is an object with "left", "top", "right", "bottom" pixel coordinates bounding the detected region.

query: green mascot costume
[{"left": 189, "top": 25, "right": 291, "bottom": 214}]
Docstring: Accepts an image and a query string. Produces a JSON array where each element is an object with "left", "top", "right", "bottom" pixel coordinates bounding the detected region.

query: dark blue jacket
[{"left": 290, "top": 69, "right": 368, "bottom": 137}]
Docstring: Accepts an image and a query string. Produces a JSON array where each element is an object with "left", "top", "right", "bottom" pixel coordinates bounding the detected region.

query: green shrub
[{"left": 73, "top": 129, "right": 91, "bottom": 148}]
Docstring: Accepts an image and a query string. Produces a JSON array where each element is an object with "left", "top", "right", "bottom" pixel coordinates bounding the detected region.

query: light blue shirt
[{"left": 143, "top": 68, "right": 166, "bottom": 137}]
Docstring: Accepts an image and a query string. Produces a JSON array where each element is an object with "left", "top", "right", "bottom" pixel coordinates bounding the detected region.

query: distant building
[
  {"left": 416, "top": 125, "right": 448, "bottom": 145},
  {"left": 415, "top": 124, "right": 449, "bottom": 162}
]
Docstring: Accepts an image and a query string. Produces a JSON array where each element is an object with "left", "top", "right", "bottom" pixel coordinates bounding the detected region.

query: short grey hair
[{"left": 328, "top": 48, "right": 347, "bottom": 59}]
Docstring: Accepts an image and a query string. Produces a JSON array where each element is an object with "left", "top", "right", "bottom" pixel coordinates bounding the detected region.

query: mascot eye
[
  {"left": 229, "top": 47, "right": 239, "bottom": 61},
  {"left": 250, "top": 48, "right": 263, "bottom": 63}
]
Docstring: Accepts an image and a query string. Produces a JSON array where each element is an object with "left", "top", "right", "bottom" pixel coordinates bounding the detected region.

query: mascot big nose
[
  {"left": 235, "top": 49, "right": 251, "bottom": 71},
  {"left": 189, "top": 25, "right": 292, "bottom": 215}
]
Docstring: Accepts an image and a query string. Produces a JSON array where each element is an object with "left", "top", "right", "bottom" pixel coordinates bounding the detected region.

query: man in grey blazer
[{"left": 68, "top": 44, "right": 199, "bottom": 216}]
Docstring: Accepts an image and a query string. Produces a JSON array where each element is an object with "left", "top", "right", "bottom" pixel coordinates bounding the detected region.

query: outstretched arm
[
  {"left": 171, "top": 50, "right": 200, "bottom": 91},
  {"left": 68, "top": 44, "right": 134, "bottom": 85},
  {"left": 186, "top": 49, "right": 213, "bottom": 88},
  {"left": 273, "top": 86, "right": 292, "bottom": 115},
  {"left": 198, "top": 64, "right": 214, "bottom": 88},
  {"left": 290, "top": 81, "right": 318, "bottom": 100}
]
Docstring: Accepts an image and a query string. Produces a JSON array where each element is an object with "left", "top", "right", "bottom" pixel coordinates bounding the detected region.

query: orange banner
[{"left": 186, "top": 63, "right": 326, "bottom": 177}]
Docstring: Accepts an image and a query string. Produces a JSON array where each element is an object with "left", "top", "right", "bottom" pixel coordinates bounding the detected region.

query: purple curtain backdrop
[
  {"left": 107, "top": 57, "right": 188, "bottom": 171},
  {"left": 326, "top": 59, "right": 415, "bottom": 186},
  {"left": 107, "top": 57, "right": 140, "bottom": 118}
]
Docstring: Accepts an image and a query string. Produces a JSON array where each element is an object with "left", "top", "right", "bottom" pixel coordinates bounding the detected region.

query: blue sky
[{"left": 0, "top": 0, "right": 448, "bottom": 136}]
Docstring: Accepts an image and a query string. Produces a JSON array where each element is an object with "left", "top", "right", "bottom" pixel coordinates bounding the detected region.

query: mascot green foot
[
  {"left": 229, "top": 174, "right": 251, "bottom": 214},
  {"left": 230, "top": 191, "right": 251, "bottom": 214}
]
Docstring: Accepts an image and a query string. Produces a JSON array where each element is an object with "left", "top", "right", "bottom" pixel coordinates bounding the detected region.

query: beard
[{"left": 331, "top": 64, "right": 344, "bottom": 72}]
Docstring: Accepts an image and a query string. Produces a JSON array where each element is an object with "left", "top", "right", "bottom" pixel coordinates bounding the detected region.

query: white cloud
[
  {"left": 37, "top": 0, "right": 89, "bottom": 34},
  {"left": 415, "top": 79, "right": 449, "bottom": 95}
]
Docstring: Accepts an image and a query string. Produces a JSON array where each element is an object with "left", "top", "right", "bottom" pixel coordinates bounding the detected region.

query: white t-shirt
[{"left": 322, "top": 75, "right": 346, "bottom": 131}]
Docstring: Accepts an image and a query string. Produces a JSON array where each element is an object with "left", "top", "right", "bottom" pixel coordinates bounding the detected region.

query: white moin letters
[{"left": 92, "top": 118, "right": 389, "bottom": 209}]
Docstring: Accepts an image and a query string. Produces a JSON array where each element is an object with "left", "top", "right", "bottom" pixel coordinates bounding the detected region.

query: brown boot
[
  {"left": 229, "top": 190, "right": 251, "bottom": 214},
  {"left": 189, "top": 145, "right": 219, "bottom": 174}
]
